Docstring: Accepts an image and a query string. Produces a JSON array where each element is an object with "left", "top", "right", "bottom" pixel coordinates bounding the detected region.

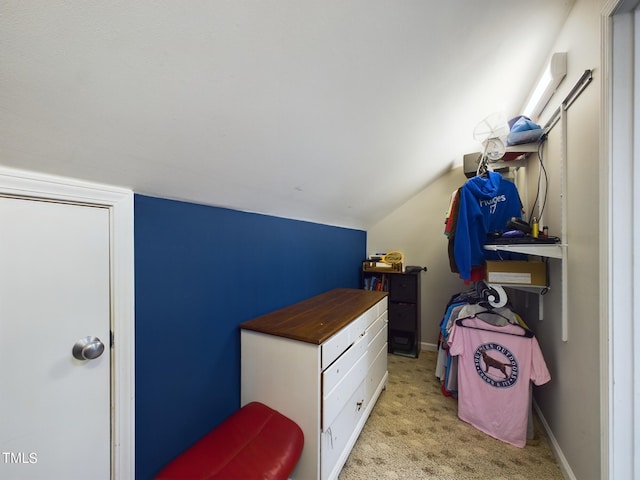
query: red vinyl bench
[{"left": 156, "top": 402, "right": 304, "bottom": 480}]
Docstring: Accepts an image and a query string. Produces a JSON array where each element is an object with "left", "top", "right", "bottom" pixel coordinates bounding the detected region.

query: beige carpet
[{"left": 339, "top": 350, "right": 564, "bottom": 480}]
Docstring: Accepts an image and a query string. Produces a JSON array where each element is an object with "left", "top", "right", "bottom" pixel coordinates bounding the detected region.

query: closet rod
[{"left": 543, "top": 69, "right": 594, "bottom": 134}]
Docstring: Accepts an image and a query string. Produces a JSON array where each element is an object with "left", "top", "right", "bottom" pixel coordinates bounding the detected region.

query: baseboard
[
  {"left": 533, "top": 400, "right": 576, "bottom": 480},
  {"left": 421, "top": 342, "right": 438, "bottom": 352}
]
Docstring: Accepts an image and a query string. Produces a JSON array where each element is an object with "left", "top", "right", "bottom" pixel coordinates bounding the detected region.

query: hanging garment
[
  {"left": 448, "top": 317, "right": 550, "bottom": 447},
  {"left": 453, "top": 171, "right": 523, "bottom": 280},
  {"left": 444, "top": 188, "right": 460, "bottom": 238},
  {"left": 456, "top": 303, "right": 525, "bottom": 328},
  {"left": 438, "top": 301, "right": 527, "bottom": 395}
]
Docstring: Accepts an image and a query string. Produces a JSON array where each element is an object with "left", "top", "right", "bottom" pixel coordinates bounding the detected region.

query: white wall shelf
[
  {"left": 487, "top": 133, "right": 568, "bottom": 341},
  {"left": 481, "top": 139, "right": 568, "bottom": 340},
  {"left": 483, "top": 243, "right": 566, "bottom": 259}
]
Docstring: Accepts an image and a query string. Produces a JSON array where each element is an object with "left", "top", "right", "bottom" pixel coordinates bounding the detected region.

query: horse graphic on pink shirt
[{"left": 479, "top": 347, "right": 511, "bottom": 379}]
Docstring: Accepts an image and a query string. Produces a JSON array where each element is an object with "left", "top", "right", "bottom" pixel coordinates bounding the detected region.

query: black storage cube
[
  {"left": 389, "top": 329, "right": 415, "bottom": 353},
  {"left": 361, "top": 269, "right": 422, "bottom": 358},
  {"left": 389, "top": 274, "right": 418, "bottom": 303},
  {"left": 389, "top": 302, "right": 416, "bottom": 331}
]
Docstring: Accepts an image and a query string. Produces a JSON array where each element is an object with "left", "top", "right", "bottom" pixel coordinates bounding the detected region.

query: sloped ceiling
[{"left": 1, "top": 1, "right": 574, "bottom": 229}]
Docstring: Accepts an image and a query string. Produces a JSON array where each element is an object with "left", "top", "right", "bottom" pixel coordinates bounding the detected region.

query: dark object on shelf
[
  {"left": 488, "top": 236, "right": 560, "bottom": 245},
  {"left": 405, "top": 265, "right": 427, "bottom": 273},
  {"left": 506, "top": 217, "right": 532, "bottom": 234}
]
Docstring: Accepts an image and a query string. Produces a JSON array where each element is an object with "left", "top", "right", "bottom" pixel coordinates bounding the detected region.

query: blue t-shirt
[{"left": 454, "top": 172, "right": 523, "bottom": 280}]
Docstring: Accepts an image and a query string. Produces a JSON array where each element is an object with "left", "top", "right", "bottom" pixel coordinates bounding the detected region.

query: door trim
[
  {"left": 0, "top": 166, "right": 135, "bottom": 479},
  {"left": 601, "top": 1, "right": 640, "bottom": 478}
]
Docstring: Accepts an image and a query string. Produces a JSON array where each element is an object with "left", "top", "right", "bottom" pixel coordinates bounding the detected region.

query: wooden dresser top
[{"left": 239, "top": 288, "right": 387, "bottom": 345}]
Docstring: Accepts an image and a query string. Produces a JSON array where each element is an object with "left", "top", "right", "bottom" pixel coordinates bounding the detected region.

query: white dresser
[{"left": 240, "top": 288, "right": 388, "bottom": 480}]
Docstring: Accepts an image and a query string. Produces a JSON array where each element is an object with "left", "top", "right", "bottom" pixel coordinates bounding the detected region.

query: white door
[{"left": 0, "top": 196, "right": 111, "bottom": 479}]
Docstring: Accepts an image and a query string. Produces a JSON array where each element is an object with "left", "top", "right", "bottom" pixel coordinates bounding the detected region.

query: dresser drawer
[
  {"left": 322, "top": 332, "right": 367, "bottom": 397},
  {"left": 365, "top": 341, "right": 387, "bottom": 406},
  {"left": 321, "top": 381, "right": 366, "bottom": 479},
  {"left": 321, "top": 323, "right": 353, "bottom": 370},
  {"left": 321, "top": 303, "right": 379, "bottom": 370},
  {"left": 367, "top": 310, "right": 387, "bottom": 343},
  {"left": 350, "top": 304, "right": 377, "bottom": 338},
  {"left": 367, "top": 318, "right": 387, "bottom": 364},
  {"left": 376, "top": 297, "right": 388, "bottom": 317},
  {"left": 322, "top": 350, "right": 367, "bottom": 429}
]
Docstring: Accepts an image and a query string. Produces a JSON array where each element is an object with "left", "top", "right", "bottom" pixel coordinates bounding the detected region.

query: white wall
[{"left": 367, "top": 166, "right": 466, "bottom": 348}]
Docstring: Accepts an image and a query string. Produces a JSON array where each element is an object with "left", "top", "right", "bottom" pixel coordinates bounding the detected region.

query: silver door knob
[{"left": 72, "top": 336, "right": 105, "bottom": 360}]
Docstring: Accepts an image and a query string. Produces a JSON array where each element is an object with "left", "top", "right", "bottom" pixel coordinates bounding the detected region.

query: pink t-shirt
[{"left": 448, "top": 317, "right": 551, "bottom": 447}]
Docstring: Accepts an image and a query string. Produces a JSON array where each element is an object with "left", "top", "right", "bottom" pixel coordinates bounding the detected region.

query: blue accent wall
[{"left": 134, "top": 194, "right": 366, "bottom": 479}]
